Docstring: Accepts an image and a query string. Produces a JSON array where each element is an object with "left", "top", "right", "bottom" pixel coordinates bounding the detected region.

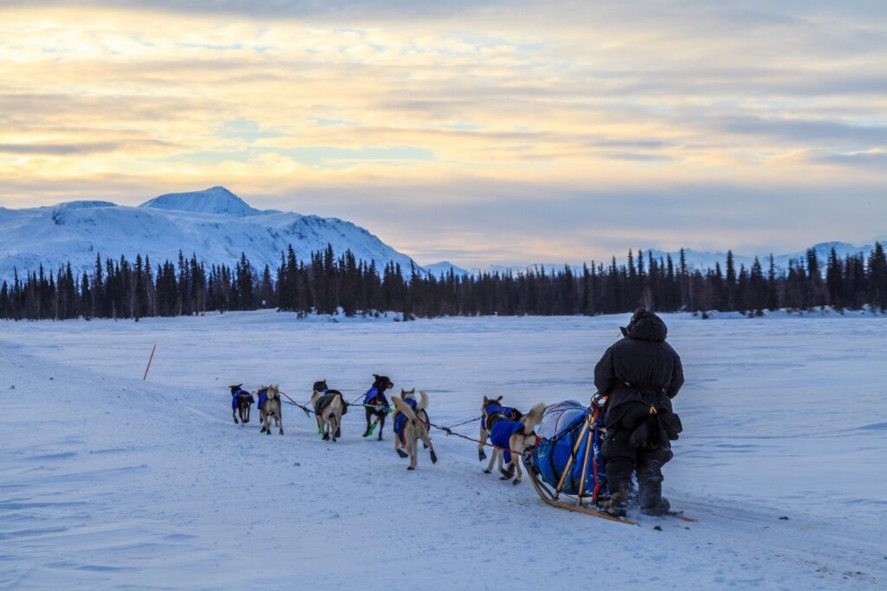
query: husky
[
  {"left": 478, "top": 395, "right": 523, "bottom": 461},
  {"left": 483, "top": 402, "right": 545, "bottom": 485},
  {"left": 362, "top": 374, "right": 394, "bottom": 440},
  {"left": 311, "top": 380, "right": 347, "bottom": 442},
  {"left": 258, "top": 384, "right": 284, "bottom": 435},
  {"left": 230, "top": 384, "right": 254, "bottom": 425},
  {"left": 392, "top": 389, "right": 438, "bottom": 470}
]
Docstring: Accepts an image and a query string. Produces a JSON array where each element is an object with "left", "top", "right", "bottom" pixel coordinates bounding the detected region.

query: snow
[
  {"left": 1, "top": 313, "right": 885, "bottom": 590},
  {"left": 140, "top": 187, "right": 262, "bottom": 217},
  {"left": 423, "top": 261, "right": 470, "bottom": 277},
  {"left": 0, "top": 187, "right": 418, "bottom": 281}
]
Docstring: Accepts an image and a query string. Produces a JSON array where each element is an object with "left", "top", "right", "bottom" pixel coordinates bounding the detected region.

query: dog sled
[{"left": 523, "top": 400, "right": 635, "bottom": 524}]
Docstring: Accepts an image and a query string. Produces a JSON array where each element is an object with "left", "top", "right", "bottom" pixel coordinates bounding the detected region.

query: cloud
[
  {"left": 0, "top": 140, "right": 173, "bottom": 155},
  {"left": 809, "top": 150, "right": 887, "bottom": 168},
  {"left": 0, "top": 2, "right": 885, "bottom": 266},
  {"left": 721, "top": 116, "right": 887, "bottom": 146},
  {"left": 0, "top": 0, "right": 517, "bottom": 20}
]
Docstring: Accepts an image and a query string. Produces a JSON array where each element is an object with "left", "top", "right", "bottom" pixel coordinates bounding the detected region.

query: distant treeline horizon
[{"left": 1, "top": 242, "right": 885, "bottom": 321}]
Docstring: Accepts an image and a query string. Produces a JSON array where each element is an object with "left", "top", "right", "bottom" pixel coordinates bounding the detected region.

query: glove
[{"left": 590, "top": 392, "right": 608, "bottom": 407}]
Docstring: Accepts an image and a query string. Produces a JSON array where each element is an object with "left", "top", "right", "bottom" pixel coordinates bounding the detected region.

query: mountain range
[
  {"left": 0, "top": 187, "right": 416, "bottom": 281},
  {"left": 0, "top": 186, "right": 882, "bottom": 282}
]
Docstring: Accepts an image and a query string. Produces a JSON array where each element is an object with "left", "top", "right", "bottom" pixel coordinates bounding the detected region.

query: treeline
[{"left": 1, "top": 243, "right": 886, "bottom": 321}]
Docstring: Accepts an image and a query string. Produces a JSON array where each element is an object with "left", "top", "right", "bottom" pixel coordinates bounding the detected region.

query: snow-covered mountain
[
  {"left": 0, "top": 187, "right": 418, "bottom": 281},
  {"left": 2, "top": 185, "right": 882, "bottom": 282},
  {"left": 423, "top": 261, "right": 470, "bottom": 277},
  {"left": 645, "top": 241, "right": 879, "bottom": 273}
]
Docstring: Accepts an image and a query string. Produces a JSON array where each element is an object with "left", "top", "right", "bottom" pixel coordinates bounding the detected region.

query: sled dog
[
  {"left": 484, "top": 402, "right": 546, "bottom": 485},
  {"left": 478, "top": 395, "right": 523, "bottom": 461},
  {"left": 230, "top": 384, "right": 254, "bottom": 425},
  {"left": 311, "top": 380, "right": 347, "bottom": 442},
  {"left": 259, "top": 384, "right": 284, "bottom": 435},
  {"left": 392, "top": 390, "right": 438, "bottom": 470},
  {"left": 363, "top": 374, "right": 394, "bottom": 440}
]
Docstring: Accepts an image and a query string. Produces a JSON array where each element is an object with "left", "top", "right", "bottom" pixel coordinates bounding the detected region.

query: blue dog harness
[
  {"left": 257, "top": 388, "right": 269, "bottom": 411},
  {"left": 364, "top": 386, "right": 390, "bottom": 408},
  {"left": 490, "top": 420, "right": 525, "bottom": 464},
  {"left": 482, "top": 403, "right": 517, "bottom": 426},
  {"left": 393, "top": 397, "right": 418, "bottom": 444},
  {"left": 231, "top": 388, "right": 254, "bottom": 410}
]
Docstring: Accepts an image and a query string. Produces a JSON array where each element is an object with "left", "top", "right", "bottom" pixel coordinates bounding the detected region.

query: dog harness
[
  {"left": 490, "top": 420, "right": 525, "bottom": 464},
  {"left": 257, "top": 388, "right": 269, "bottom": 411},
  {"left": 231, "top": 389, "right": 254, "bottom": 410},
  {"left": 482, "top": 403, "right": 517, "bottom": 427},
  {"left": 314, "top": 390, "right": 338, "bottom": 414},
  {"left": 393, "top": 397, "right": 419, "bottom": 445},
  {"left": 364, "top": 386, "right": 390, "bottom": 408}
]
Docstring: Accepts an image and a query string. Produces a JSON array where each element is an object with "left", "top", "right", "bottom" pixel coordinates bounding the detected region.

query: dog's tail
[
  {"left": 520, "top": 402, "right": 546, "bottom": 434},
  {"left": 416, "top": 390, "right": 429, "bottom": 412},
  {"left": 392, "top": 395, "right": 419, "bottom": 423}
]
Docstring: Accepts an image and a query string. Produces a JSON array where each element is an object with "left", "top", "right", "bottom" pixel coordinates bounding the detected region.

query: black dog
[
  {"left": 230, "top": 384, "right": 254, "bottom": 425},
  {"left": 362, "top": 374, "right": 394, "bottom": 440}
]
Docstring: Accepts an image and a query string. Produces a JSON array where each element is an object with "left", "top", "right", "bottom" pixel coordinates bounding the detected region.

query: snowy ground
[{"left": 1, "top": 311, "right": 885, "bottom": 590}]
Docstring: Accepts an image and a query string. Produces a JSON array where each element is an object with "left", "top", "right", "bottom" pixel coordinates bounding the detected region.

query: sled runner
[{"left": 523, "top": 400, "right": 636, "bottom": 524}]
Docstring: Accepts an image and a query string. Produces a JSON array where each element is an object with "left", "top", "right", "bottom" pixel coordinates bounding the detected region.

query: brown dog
[
  {"left": 259, "top": 384, "right": 283, "bottom": 435},
  {"left": 311, "top": 380, "right": 347, "bottom": 442}
]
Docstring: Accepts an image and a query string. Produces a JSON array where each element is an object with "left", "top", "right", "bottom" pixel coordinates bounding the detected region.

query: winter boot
[
  {"left": 606, "top": 482, "right": 630, "bottom": 517},
  {"left": 641, "top": 497, "right": 671, "bottom": 516},
  {"left": 637, "top": 461, "right": 669, "bottom": 515},
  {"left": 606, "top": 491, "right": 628, "bottom": 517}
]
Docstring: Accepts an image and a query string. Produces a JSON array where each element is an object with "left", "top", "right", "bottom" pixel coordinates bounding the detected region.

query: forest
[{"left": 1, "top": 243, "right": 885, "bottom": 320}]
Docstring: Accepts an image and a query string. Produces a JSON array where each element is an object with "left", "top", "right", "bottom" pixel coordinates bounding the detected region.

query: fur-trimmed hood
[{"left": 621, "top": 308, "right": 668, "bottom": 342}]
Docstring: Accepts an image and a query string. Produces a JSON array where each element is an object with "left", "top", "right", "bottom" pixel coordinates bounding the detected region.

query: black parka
[{"left": 594, "top": 309, "right": 684, "bottom": 426}]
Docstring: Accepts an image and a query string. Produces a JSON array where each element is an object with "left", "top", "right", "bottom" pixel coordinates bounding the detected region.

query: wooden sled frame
[
  {"left": 525, "top": 406, "right": 696, "bottom": 524},
  {"left": 525, "top": 408, "right": 637, "bottom": 525}
]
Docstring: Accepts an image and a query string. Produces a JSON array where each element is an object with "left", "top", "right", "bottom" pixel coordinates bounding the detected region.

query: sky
[{"left": 1, "top": 0, "right": 885, "bottom": 267}]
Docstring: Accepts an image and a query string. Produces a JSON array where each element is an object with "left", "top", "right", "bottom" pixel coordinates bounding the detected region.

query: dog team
[{"left": 228, "top": 375, "right": 544, "bottom": 478}]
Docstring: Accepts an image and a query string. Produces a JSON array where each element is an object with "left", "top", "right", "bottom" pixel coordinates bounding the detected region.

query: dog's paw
[
  {"left": 322, "top": 433, "right": 330, "bottom": 441},
  {"left": 430, "top": 450, "right": 438, "bottom": 464},
  {"left": 483, "top": 469, "right": 492, "bottom": 474},
  {"left": 512, "top": 479, "right": 521, "bottom": 486},
  {"left": 396, "top": 449, "right": 409, "bottom": 458},
  {"left": 478, "top": 450, "right": 487, "bottom": 461},
  {"left": 407, "top": 466, "right": 415, "bottom": 471}
]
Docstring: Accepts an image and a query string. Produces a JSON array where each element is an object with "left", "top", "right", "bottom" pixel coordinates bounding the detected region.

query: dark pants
[{"left": 603, "top": 403, "right": 673, "bottom": 508}]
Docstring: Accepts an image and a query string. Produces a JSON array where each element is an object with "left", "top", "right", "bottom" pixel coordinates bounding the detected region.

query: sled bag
[{"left": 533, "top": 401, "right": 607, "bottom": 497}]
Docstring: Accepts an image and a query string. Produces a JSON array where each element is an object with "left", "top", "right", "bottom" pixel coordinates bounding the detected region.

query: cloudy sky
[{"left": 1, "top": 1, "right": 885, "bottom": 266}]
